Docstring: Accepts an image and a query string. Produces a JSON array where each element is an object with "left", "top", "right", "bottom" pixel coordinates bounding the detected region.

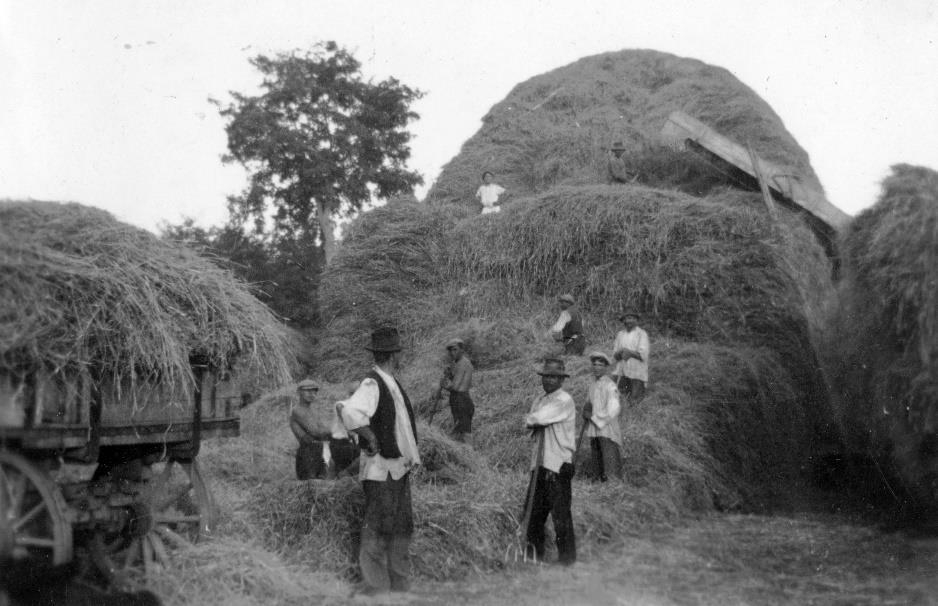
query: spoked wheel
[
  {"left": 0, "top": 450, "right": 72, "bottom": 566},
  {"left": 91, "top": 457, "right": 217, "bottom": 585}
]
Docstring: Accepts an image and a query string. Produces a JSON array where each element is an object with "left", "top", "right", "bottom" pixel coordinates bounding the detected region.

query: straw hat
[
  {"left": 588, "top": 351, "right": 613, "bottom": 366},
  {"left": 365, "top": 326, "right": 403, "bottom": 352},
  {"left": 617, "top": 310, "right": 640, "bottom": 322},
  {"left": 558, "top": 293, "right": 575, "bottom": 304},
  {"left": 445, "top": 337, "right": 465, "bottom": 350},
  {"left": 536, "top": 357, "right": 569, "bottom": 377}
]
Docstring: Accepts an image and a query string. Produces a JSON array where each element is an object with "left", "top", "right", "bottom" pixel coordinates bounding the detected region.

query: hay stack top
[
  {"left": 427, "top": 49, "right": 822, "bottom": 210},
  {"left": 0, "top": 200, "right": 291, "bottom": 388}
]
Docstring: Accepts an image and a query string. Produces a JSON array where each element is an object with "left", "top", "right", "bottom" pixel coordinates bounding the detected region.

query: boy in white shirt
[{"left": 475, "top": 171, "right": 506, "bottom": 214}]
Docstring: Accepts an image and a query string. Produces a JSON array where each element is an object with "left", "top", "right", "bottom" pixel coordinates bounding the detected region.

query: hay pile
[
  {"left": 0, "top": 200, "right": 293, "bottom": 392},
  {"left": 427, "top": 49, "right": 822, "bottom": 211},
  {"left": 822, "top": 164, "right": 938, "bottom": 508}
]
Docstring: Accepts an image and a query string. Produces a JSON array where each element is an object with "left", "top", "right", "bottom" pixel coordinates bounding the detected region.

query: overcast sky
[{"left": 1, "top": 0, "right": 936, "bottom": 233}]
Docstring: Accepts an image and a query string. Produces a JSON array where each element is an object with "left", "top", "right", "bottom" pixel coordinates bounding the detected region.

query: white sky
[{"left": 1, "top": 0, "right": 936, "bottom": 233}]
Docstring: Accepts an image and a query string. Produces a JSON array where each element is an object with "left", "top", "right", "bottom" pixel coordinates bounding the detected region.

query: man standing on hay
[
  {"left": 290, "top": 379, "right": 359, "bottom": 480},
  {"left": 583, "top": 351, "right": 623, "bottom": 482},
  {"left": 522, "top": 358, "right": 577, "bottom": 565},
  {"left": 550, "top": 293, "right": 586, "bottom": 355},
  {"left": 336, "top": 327, "right": 420, "bottom": 595},
  {"left": 439, "top": 338, "right": 475, "bottom": 444},
  {"left": 613, "top": 311, "right": 650, "bottom": 402}
]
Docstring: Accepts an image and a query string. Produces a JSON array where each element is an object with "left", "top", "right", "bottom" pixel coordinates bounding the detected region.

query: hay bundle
[
  {"left": 427, "top": 49, "right": 821, "bottom": 211},
  {"left": 823, "top": 164, "right": 938, "bottom": 506},
  {"left": 0, "top": 200, "right": 292, "bottom": 393}
]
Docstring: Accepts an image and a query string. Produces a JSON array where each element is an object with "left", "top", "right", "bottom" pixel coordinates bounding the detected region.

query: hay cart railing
[{"left": 0, "top": 362, "right": 242, "bottom": 585}]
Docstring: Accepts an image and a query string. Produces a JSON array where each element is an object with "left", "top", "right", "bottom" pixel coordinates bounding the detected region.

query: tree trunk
[{"left": 316, "top": 199, "right": 337, "bottom": 265}]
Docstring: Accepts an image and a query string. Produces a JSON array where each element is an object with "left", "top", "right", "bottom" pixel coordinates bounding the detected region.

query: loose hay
[
  {"left": 822, "top": 164, "right": 938, "bottom": 508},
  {"left": 0, "top": 200, "right": 293, "bottom": 394}
]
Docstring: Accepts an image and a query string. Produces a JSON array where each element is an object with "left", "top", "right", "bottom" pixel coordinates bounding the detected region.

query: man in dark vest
[
  {"left": 550, "top": 293, "right": 586, "bottom": 355},
  {"left": 336, "top": 327, "right": 420, "bottom": 595}
]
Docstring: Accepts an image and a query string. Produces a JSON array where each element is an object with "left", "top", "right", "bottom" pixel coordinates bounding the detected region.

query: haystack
[
  {"left": 427, "top": 49, "right": 822, "bottom": 211},
  {"left": 306, "top": 49, "right": 842, "bottom": 585},
  {"left": 822, "top": 164, "right": 938, "bottom": 508},
  {"left": 0, "top": 200, "right": 293, "bottom": 394}
]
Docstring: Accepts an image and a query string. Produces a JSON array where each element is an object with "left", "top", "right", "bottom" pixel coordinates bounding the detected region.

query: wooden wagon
[{"left": 0, "top": 361, "right": 243, "bottom": 584}]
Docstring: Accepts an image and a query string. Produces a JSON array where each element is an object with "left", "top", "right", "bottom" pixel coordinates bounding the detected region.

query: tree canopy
[{"left": 215, "top": 41, "right": 424, "bottom": 262}]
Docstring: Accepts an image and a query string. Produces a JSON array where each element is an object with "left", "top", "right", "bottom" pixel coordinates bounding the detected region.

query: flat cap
[
  {"left": 445, "top": 337, "right": 465, "bottom": 349},
  {"left": 588, "top": 351, "right": 613, "bottom": 366},
  {"left": 296, "top": 378, "right": 320, "bottom": 391}
]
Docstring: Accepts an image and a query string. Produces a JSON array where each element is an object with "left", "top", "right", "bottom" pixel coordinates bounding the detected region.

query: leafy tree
[
  {"left": 215, "top": 41, "right": 424, "bottom": 263},
  {"left": 161, "top": 219, "right": 322, "bottom": 326}
]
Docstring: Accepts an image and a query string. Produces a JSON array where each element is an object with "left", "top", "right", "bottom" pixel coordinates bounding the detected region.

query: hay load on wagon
[
  {"left": 822, "top": 165, "right": 938, "bottom": 510},
  {"left": 303, "top": 48, "right": 844, "bottom": 578},
  {"left": 0, "top": 199, "right": 293, "bottom": 579}
]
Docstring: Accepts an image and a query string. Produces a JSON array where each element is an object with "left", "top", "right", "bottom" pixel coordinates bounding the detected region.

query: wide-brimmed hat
[
  {"left": 296, "top": 378, "right": 320, "bottom": 391},
  {"left": 618, "top": 310, "right": 640, "bottom": 322},
  {"left": 536, "top": 357, "right": 569, "bottom": 378},
  {"left": 558, "top": 293, "right": 575, "bottom": 304},
  {"left": 445, "top": 337, "right": 465, "bottom": 350},
  {"left": 610, "top": 141, "right": 627, "bottom": 151},
  {"left": 588, "top": 351, "right": 612, "bottom": 366},
  {"left": 365, "top": 326, "right": 403, "bottom": 352}
]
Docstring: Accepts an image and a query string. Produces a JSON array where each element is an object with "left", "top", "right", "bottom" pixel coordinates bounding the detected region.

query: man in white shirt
[
  {"left": 583, "top": 352, "right": 623, "bottom": 482},
  {"left": 336, "top": 327, "right": 420, "bottom": 595},
  {"left": 550, "top": 293, "right": 586, "bottom": 355},
  {"left": 475, "top": 171, "right": 506, "bottom": 214},
  {"left": 523, "top": 358, "right": 576, "bottom": 565},
  {"left": 613, "top": 311, "right": 650, "bottom": 402}
]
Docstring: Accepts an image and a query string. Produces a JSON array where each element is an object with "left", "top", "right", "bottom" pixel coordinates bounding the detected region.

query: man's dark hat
[
  {"left": 366, "top": 326, "right": 403, "bottom": 352},
  {"left": 536, "top": 357, "right": 569, "bottom": 378},
  {"left": 618, "top": 310, "right": 641, "bottom": 322},
  {"left": 610, "top": 141, "right": 627, "bottom": 151}
]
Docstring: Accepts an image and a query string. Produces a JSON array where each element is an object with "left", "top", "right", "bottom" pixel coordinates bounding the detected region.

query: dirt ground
[{"left": 336, "top": 512, "right": 938, "bottom": 606}]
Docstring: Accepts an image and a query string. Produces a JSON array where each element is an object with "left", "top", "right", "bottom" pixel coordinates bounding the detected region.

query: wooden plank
[
  {"left": 747, "top": 142, "right": 779, "bottom": 221},
  {"left": 661, "top": 111, "right": 850, "bottom": 232}
]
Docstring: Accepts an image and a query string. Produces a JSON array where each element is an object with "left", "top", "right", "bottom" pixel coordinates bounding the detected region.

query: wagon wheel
[
  {"left": 0, "top": 450, "right": 73, "bottom": 566},
  {"left": 91, "top": 457, "right": 217, "bottom": 585}
]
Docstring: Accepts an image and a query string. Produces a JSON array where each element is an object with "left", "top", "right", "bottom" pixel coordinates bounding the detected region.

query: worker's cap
[
  {"left": 365, "top": 326, "right": 403, "bottom": 352},
  {"left": 617, "top": 310, "right": 640, "bottom": 321},
  {"left": 296, "top": 378, "right": 320, "bottom": 391},
  {"left": 536, "top": 357, "right": 569, "bottom": 378},
  {"left": 558, "top": 293, "right": 575, "bottom": 304},
  {"left": 445, "top": 337, "right": 465, "bottom": 350},
  {"left": 610, "top": 141, "right": 627, "bottom": 151},
  {"left": 588, "top": 351, "right": 613, "bottom": 366}
]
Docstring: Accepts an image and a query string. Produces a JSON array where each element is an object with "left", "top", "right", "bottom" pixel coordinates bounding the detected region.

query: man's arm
[
  {"left": 526, "top": 393, "right": 574, "bottom": 428},
  {"left": 336, "top": 378, "right": 380, "bottom": 455}
]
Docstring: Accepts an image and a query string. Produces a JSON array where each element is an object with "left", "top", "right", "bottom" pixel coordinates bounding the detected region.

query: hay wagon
[{"left": 0, "top": 361, "right": 243, "bottom": 583}]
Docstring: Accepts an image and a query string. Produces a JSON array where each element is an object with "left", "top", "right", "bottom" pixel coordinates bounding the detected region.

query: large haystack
[
  {"left": 0, "top": 200, "right": 293, "bottom": 393},
  {"left": 307, "top": 49, "right": 840, "bottom": 584},
  {"left": 822, "top": 165, "right": 938, "bottom": 509},
  {"left": 427, "top": 49, "right": 821, "bottom": 211}
]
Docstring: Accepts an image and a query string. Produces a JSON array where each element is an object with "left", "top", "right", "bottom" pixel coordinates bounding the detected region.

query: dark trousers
[
  {"left": 295, "top": 438, "right": 359, "bottom": 480},
  {"left": 525, "top": 463, "right": 576, "bottom": 565},
  {"left": 589, "top": 437, "right": 622, "bottom": 482},
  {"left": 360, "top": 473, "right": 413, "bottom": 592},
  {"left": 616, "top": 376, "right": 646, "bottom": 401},
  {"left": 449, "top": 391, "right": 475, "bottom": 439}
]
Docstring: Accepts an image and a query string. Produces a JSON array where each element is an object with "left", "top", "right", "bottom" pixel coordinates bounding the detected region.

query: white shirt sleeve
[
  {"left": 337, "top": 377, "right": 379, "bottom": 430},
  {"left": 526, "top": 392, "right": 574, "bottom": 427},
  {"left": 637, "top": 329, "right": 650, "bottom": 362},
  {"left": 550, "top": 310, "right": 571, "bottom": 334}
]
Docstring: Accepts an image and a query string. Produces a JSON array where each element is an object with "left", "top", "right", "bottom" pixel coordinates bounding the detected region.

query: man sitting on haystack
[
  {"left": 290, "top": 379, "right": 358, "bottom": 480},
  {"left": 336, "top": 327, "right": 420, "bottom": 595}
]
